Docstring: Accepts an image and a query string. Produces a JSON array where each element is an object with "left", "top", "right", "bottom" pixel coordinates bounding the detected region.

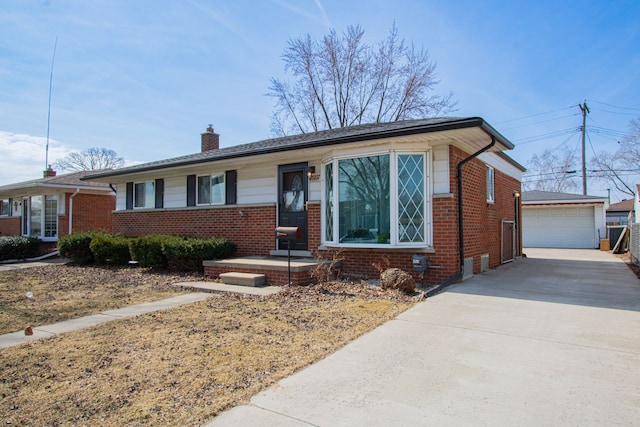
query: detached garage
[{"left": 522, "top": 191, "right": 608, "bottom": 249}]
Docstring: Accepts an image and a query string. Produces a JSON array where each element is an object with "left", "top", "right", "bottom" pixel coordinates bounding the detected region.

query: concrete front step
[{"left": 219, "top": 272, "right": 266, "bottom": 287}]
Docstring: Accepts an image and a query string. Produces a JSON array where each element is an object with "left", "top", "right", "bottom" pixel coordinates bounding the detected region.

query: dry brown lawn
[
  {"left": 0, "top": 265, "right": 418, "bottom": 426},
  {"left": 0, "top": 265, "right": 201, "bottom": 335}
]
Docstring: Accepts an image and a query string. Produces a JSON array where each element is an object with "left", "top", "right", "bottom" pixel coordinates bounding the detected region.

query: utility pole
[{"left": 579, "top": 101, "right": 590, "bottom": 195}]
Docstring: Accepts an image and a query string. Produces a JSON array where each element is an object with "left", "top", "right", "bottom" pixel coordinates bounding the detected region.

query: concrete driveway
[{"left": 207, "top": 249, "right": 640, "bottom": 426}]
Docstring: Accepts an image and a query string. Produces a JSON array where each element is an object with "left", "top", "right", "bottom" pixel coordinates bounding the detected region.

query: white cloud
[{"left": 0, "top": 131, "right": 74, "bottom": 185}]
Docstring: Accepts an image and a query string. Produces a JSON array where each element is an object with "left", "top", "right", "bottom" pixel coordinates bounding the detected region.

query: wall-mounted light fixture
[{"left": 307, "top": 166, "right": 316, "bottom": 178}]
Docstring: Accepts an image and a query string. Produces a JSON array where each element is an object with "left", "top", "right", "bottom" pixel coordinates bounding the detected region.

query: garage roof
[{"left": 522, "top": 190, "right": 608, "bottom": 205}]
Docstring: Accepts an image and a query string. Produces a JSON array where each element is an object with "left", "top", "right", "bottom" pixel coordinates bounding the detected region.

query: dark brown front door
[{"left": 278, "top": 163, "right": 308, "bottom": 251}]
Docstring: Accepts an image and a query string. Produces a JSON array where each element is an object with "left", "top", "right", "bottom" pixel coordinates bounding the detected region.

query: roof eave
[{"left": 83, "top": 117, "right": 515, "bottom": 181}]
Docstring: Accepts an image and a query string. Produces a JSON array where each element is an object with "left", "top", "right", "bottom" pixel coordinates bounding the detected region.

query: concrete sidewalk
[
  {"left": 0, "top": 263, "right": 281, "bottom": 349},
  {"left": 206, "top": 249, "right": 640, "bottom": 426}
]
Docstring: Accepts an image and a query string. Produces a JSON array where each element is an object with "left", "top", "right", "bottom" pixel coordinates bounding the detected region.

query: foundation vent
[
  {"left": 463, "top": 257, "right": 474, "bottom": 279},
  {"left": 481, "top": 254, "right": 489, "bottom": 272}
]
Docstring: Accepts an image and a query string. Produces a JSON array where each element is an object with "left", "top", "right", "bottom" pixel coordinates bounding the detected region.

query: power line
[
  {"left": 513, "top": 127, "right": 580, "bottom": 145},
  {"left": 494, "top": 106, "right": 575, "bottom": 125},
  {"left": 501, "top": 113, "right": 581, "bottom": 131},
  {"left": 588, "top": 99, "right": 640, "bottom": 112}
]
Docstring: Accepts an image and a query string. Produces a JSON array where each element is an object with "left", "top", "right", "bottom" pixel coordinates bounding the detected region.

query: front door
[{"left": 278, "top": 163, "right": 309, "bottom": 251}]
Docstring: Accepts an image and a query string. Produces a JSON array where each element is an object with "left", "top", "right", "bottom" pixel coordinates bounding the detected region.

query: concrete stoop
[{"left": 219, "top": 272, "right": 266, "bottom": 287}]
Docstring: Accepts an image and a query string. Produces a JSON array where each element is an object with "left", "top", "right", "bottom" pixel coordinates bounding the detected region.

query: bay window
[{"left": 323, "top": 151, "right": 430, "bottom": 247}]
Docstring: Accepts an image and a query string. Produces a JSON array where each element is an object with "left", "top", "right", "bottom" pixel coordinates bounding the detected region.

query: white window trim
[
  {"left": 322, "top": 150, "right": 432, "bottom": 249},
  {"left": 133, "top": 181, "right": 155, "bottom": 209},
  {"left": 196, "top": 173, "right": 226, "bottom": 206}
]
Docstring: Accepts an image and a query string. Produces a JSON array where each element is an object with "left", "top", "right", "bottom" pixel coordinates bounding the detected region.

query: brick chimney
[
  {"left": 43, "top": 165, "right": 57, "bottom": 178},
  {"left": 201, "top": 124, "right": 220, "bottom": 152}
]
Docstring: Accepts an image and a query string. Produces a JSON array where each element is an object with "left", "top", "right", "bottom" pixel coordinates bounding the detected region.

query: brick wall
[
  {"left": 112, "top": 205, "right": 277, "bottom": 257},
  {"left": 0, "top": 217, "right": 21, "bottom": 237},
  {"left": 58, "top": 193, "right": 115, "bottom": 239},
  {"left": 450, "top": 146, "right": 522, "bottom": 273}
]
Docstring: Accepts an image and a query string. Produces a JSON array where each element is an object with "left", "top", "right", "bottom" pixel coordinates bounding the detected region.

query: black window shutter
[
  {"left": 155, "top": 179, "right": 164, "bottom": 208},
  {"left": 8, "top": 198, "right": 12, "bottom": 217},
  {"left": 126, "top": 182, "right": 134, "bottom": 210},
  {"left": 187, "top": 175, "right": 196, "bottom": 207},
  {"left": 225, "top": 170, "right": 237, "bottom": 205}
]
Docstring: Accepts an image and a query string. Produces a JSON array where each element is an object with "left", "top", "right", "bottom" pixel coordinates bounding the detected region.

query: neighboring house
[
  {"left": 0, "top": 168, "right": 116, "bottom": 246},
  {"left": 522, "top": 190, "right": 608, "bottom": 249},
  {"left": 84, "top": 117, "right": 524, "bottom": 285},
  {"left": 607, "top": 198, "right": 634, "bottom": 225}
]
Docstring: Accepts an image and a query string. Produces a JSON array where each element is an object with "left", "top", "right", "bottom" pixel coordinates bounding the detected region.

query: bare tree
[
  {"left": 53, "top": 147, "right": 124, "bottom": 172},
  {"left": 524, "top": 147, "right": 580, "bottom": 193},
  {"left": 591, "top": 117, "right": 640, "bottom": 197},
  {"left": 268, "top": 23, "right": 456, "bottom": 136}
]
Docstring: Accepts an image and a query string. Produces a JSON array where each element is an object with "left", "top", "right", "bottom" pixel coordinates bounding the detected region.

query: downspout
[
  {"left": 425, "top": 136, "right": 496, "bottom": 298},
  {"left": 68, "top": 188, "right": 80, "bottom": 235},
  {"left": 457, "top": 136, "right": 496, "bottom": 275}
]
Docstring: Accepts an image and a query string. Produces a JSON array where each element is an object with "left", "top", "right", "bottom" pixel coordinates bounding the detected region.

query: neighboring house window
[
  {"left": 486, "top": 165, "right": 495, "bottom": 203},
  {"left": 30, "top": 196, "right": 42, "bottom": 238},
  {"left": 197, "top": 173, "right": 225, "bottom": 205},
  {"left": 0, "top": 199, "right": 10, "bottom": 216},
  {"left": 26, "top": 195, "right": 57, "bottom": 240},
  {"left": 44, "top": 195, "right": 58, "bottom": 238},
  {"left": 134, "top": 181, "right": 155, "bottom": 208},
  {"left": 323, "top": 152, "right": 429, "bottom": 247}
]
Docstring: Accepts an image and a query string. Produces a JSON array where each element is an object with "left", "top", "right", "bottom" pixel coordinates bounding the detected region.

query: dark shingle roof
[
  {"left": 522, "top": 190, "right": 607, "bottom": 203},
  {"left": 83, "top": 117, "right": 516, "bottom": 180},
  {"left": 0, "top": 170, "right": 112, "bottom": 194}
]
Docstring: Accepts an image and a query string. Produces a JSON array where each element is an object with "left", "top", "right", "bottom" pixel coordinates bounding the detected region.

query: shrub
[
  {"left": 89, "top": 234, "right": 131, "bottom": 265},
  {"left": 0, "top": 236, "right": 41, "bottom": 261},
  {"left": 129, "top": 235, "right": 169, "bottom": 268},
  {"left": 162, "top": 236, "right": 237, "bottom": 272},
  {"left": 58, "top": 232, "right": 96, "bottom": 264}
]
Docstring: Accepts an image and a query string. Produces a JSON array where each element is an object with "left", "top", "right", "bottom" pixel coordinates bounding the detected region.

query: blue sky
[{"left": 1, "top": 0, "right": 639, "bottom": 201}]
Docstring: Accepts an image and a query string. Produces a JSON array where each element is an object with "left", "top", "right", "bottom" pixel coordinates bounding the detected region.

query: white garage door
[{"left": 523, "top": 206, "right": 596, "bottom": 248}]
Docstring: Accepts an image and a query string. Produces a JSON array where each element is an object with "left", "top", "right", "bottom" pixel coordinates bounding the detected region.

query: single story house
[
  {"left": 606, "top": 198, "right": 634, "bottom": 226},
  {"left": 0, "top": 167, "right": 116, "bottom": 246},
  {"left": 84, "top": 117, "right": 524, "bottom": 285},
  {"left": 522, "top": 190, "right": 608, "bottom": 249}
]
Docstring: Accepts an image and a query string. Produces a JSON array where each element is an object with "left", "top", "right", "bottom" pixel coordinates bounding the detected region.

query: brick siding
[
  {"left": 111, "top": 145, "right": 521, "bottom": 286},
  {"left": 112, "top": 204, "right": 277, "bottom": 257},
  {"left": 0, "top": 217, "right": 21, "bottom": 237}
]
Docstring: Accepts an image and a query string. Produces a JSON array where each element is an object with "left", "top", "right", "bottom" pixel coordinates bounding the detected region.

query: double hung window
[
  {"left": 197, "top": 173, "right": 225, "bottom": 205},
  {"left": 134, "top": 181, "right": 155, "bottom": 208}
]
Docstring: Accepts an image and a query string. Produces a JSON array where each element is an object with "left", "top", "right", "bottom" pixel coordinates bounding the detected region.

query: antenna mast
[{"left": 45, "top": 37, "right": 58, "bottom": 172}]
